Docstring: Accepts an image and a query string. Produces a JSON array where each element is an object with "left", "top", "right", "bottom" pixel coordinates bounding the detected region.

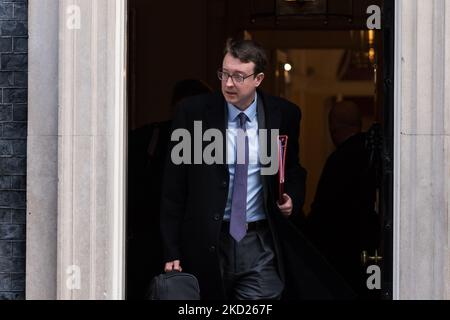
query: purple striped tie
[{"left": 230, "top": 112, "right": 249, "bottom": 242}]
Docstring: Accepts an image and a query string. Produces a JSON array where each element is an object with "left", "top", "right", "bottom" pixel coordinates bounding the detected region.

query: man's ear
[{"left": 255, "top": 73, "right": 265, "bottom": 87}]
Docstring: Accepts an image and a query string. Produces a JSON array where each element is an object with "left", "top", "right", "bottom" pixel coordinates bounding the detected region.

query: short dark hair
[{"left": 224, "top": 38, "right": 268, "bottom": 75}]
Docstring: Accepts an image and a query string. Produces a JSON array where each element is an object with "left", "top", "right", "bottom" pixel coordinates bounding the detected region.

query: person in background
[
  {"left": 127, "top": 79, "right": 212, "bottom": 299},
  {"left": 305, "top": 101, "right": 381, "bottom": 298}
]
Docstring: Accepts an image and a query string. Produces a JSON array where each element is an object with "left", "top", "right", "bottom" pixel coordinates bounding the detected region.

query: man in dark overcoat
[{"left": 160, "top": 38, "right": 354, "bottom": 300}]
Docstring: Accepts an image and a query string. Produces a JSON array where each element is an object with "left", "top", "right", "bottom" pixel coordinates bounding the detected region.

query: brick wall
[{"left": 0, "top": 0, "right": 27, "bottom": 300}]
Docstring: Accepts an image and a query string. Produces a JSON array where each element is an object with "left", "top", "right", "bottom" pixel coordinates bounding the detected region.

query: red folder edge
[{"left": 278, "top": 135, "right": 288, "bottom": 205}]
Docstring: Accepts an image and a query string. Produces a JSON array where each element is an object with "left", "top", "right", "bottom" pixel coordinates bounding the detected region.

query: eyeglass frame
[{"left": 217, "top": 69, "right": 259, "bottom": 84}]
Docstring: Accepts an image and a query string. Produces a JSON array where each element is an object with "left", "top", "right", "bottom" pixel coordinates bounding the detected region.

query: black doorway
[{"left": 125, "top": 0, "right": 394, "bottom": 300}]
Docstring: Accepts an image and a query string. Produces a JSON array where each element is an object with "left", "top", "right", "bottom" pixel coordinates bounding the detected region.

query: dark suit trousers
[{"left": 218, "top": 221, "right": 284, "bottom": 300}]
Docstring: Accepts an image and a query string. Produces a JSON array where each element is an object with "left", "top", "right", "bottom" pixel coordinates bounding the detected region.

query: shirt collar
[{"left": 227, "top": 93, "right": 258, "bottom": 123}]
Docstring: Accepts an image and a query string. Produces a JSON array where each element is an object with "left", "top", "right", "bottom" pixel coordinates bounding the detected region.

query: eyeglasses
[{"left": 217, "top": 70, "right": 256, "bottom": 84}]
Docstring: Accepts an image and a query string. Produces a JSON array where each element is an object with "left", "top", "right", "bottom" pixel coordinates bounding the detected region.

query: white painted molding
[
  {"left": 27, "top": 0, "right": 127, "bottom": 301},
  {"left": 111, "top": 0, "right": 127, "bottom": 300},
  {"left": 393, "top": 0, "right": 402, "bottom": 300},
  {"left": 26, "top": 0, "right": 60, "bottom": 300},
  {"left": 395, "top": 0, "right": 449, "bottom": 300},
  {"left": 57, "top": 0, "right": 127, "bottom": 300}
]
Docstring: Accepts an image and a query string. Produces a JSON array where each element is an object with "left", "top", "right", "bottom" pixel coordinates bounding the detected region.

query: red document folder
[{"left": 278, "top": 135, "right": 288, "bottom": 205}]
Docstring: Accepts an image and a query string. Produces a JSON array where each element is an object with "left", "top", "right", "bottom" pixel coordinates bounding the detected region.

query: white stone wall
[
  {"left": 26, "top": 0, "right": 59, "bottom": 300},
  {"left": 27, "top": 0, "right": 127, "bottom": 300},
  {"left": 395, "top": 0, "right": 450, "bottom": 299}
]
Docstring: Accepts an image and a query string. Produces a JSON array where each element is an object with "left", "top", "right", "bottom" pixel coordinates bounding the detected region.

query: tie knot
[{"left": 238, "top": 112, "right": 248, "bottom": 128}]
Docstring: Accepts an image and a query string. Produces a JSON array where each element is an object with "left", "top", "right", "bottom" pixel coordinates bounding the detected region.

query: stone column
[
  {"left": 27, "top": 0, "right": 127, "bottom": 300},
  {"left": 395, "top": 0, "right": 450, "bottom": 299},
  {"left": 26, "top": 0, "right": 59, "bottom": 300},
  {"left": 57, "top": 0, "right": 127, "bottom": 300}
]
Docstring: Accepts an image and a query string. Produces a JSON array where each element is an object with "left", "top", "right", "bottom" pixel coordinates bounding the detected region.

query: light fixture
[
  {"left": 284, "top": 63, "right": 293, "bottom": 72},
  {"left": 369, "top": 48, "right": 376, "bottom": 65}
]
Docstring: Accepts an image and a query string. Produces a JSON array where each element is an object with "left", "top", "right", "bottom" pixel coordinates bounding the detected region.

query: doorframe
[
  {"left": 121, "top": 0, "right": 400, "bottom": 300},
  {"left": 378, "top": 0, "right": 396, "bottom": 300},
  {"left": 27, "top": 0, "right": 128, "bottom": 299},
  {"left": 121, "top": 0, "right": 401, "bottom": 302},
  {"left": 112, "top": 0, "right": 128, "bottom": 300},
  {"left": 392, "top": 0, "right": 401, "bottom": 300}
]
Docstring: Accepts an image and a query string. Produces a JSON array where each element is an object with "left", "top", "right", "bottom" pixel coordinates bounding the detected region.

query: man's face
[{"left": 221, "top": 53, "right": 264, "bottom": 110}]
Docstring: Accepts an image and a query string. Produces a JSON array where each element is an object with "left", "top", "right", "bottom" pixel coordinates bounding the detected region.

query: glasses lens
[
  {"left": 232, "top": 75, "right": 243, "bottom": 83},
  {"left": 219, "top": 71, "right": 230, "bottom": 81},
  {"left": 217, "top": 71, "right": 247, "bottom": 83}
]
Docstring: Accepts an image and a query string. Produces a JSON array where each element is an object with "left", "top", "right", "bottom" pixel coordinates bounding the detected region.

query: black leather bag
[{"left": 147, "top": 272, "right": 201, "bottom": 300}]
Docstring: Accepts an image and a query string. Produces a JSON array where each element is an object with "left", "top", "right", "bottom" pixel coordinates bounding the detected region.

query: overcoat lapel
[{"left": 203, "top": 92, "right": 229, "bottom": 178}]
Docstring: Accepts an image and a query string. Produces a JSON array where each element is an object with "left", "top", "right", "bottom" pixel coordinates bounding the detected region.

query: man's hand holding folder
[{"left": 277, "top": 135, "right": 293, "bottom": 217}]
